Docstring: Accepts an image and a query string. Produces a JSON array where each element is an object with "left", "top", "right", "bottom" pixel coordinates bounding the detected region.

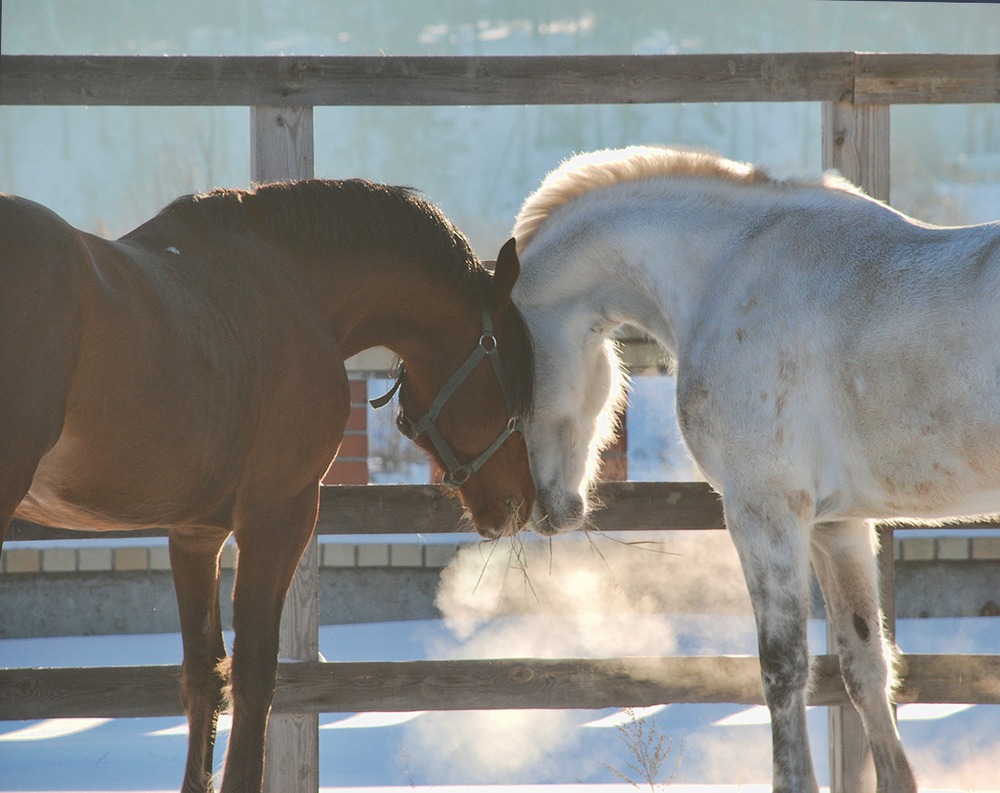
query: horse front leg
[
  {"left": 170, "top": 527, "right": 232, "bottom": 793},
  {"left": 724, "top": 493, "right": 818, "bottom": 793},
  {"left": 219, "top": 487, "right": 320, "bottom": 793},
  {"left": 811, "top": 520, "right": 917, "bottom": 793}
]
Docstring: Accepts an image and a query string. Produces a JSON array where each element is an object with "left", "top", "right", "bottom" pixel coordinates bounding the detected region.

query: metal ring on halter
[{"left": 444, "top": 466, "right": 470, "bottom": 489}]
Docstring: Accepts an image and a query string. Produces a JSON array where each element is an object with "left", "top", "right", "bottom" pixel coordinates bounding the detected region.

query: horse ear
[{"left": 492, "top": 237, "right": 521, "bottom": 312}]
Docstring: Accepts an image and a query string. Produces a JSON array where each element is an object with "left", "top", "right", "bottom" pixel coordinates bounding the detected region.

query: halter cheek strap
[
  {"left": 369, "top": 307, "right": 525, "bottom": 490},
  {"left": 369, "top": 369, "right": 402, "bottom": 409}
]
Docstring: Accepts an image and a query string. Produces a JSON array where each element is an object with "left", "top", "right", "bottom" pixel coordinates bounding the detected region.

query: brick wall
[
  {"left": 322, "top": 378, "right": 369, "bottom": 485},
  {"left": 598, "top": 406, "right": 628, "bottom": 481}
]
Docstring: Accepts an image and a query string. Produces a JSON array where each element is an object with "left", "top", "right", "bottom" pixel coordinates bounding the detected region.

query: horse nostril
[
  {"left": 476, "top": 525, "right": 503, "bottom": 540},
  {"left": 560, "top": 495, "right": 585, "bottom": 530},
  {"left": 535, "top": 488, "right": 585, "bottom": 534}
]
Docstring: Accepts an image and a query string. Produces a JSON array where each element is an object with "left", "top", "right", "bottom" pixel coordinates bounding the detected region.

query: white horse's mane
[{"left": 512, "top": 145, "right": 865, "bottom": 252}]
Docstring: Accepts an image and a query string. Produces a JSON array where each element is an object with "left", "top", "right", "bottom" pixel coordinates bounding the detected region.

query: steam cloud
[
  {"left": 403, "top": 529, "right": 757, "bottom": 784},
  {"left": 401, "top": 529, "right": 998, "bottom": 787}
]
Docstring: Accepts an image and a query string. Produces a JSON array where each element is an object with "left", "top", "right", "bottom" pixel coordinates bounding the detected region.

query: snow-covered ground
[{"left": 2, "top": 616, "right": 998, "bottom": 792}]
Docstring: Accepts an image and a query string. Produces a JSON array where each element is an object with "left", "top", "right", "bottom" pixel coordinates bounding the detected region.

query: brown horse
[{"left": 0, "top": 179, "right": 535, "bottom": 792}]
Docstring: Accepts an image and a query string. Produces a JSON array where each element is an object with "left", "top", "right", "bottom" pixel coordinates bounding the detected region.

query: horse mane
[
  {"left": 165, "top": 179, "right": 481, "bottom": 280},
  {"left": 163, "top": 179, "right": 534, "bottom": 416},
  {"left": 512, "top": 145, "right": 867, "bottom": 251}
]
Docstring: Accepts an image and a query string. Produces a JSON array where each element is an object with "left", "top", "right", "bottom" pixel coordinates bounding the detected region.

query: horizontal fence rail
[
  {"left": 2, "top": 53, "right": 999, "bottom": 107},
  {"left": 4, "top": 654, "right": 1000, "bottom": 722},
  {"left": 11, "top": 481, "right": 997, "bottom": 542},
  {"left": 7, "top": 481, "right": 725, "bottom": 541}
]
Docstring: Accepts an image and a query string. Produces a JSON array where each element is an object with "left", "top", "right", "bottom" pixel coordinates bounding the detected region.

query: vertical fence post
[
  {"left": 250, "top": 105, "right": 320, "bottom": 793},
  {"left": 821, "top": 100, "right": 891, "bottom": 793}
]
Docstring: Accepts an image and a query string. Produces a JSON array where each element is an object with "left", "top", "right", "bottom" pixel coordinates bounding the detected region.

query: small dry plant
[{"left": 603, "top": 707, "right": 682, "bottom": 792}]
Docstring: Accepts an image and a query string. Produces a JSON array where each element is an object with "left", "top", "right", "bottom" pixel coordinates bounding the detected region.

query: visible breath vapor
[
  {"left": 403, "top": 528, "right": 756, "bottom": 783},
  {"left": 398, "top": 511, "right": 997, "bottom": 787},
  {"left": 435, "top": 530, "right": 754, "bottom": 649}
]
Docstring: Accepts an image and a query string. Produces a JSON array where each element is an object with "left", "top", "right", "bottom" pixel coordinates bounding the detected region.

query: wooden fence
[{"left": 2, "top": 52, "right": 1000, "bottom": 792}]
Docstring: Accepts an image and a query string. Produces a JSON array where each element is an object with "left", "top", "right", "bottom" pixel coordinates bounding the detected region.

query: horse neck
[
  {"left": 303, "top": 249, "right": 484, "bottom": 365},
  {"left": 516, "top": 186, "right": 750, "bottom": 356}
]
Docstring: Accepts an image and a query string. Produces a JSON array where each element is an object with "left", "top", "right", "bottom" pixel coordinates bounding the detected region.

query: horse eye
[{"left": 396, "top": 410, "right": 417, "bottom": 439}]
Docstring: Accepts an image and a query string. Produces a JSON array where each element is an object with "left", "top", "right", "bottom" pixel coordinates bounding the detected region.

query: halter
[{"left": 369, "top": 307, "right": 525, "bottom": 490}]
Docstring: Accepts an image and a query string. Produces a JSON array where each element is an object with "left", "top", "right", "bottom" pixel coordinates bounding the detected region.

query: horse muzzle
[
  {"left": 532, "top": 488, "right": 586, "bottom": 535},
  {"left": 469, "top": 495, "right": 533, "bottom": 540}
]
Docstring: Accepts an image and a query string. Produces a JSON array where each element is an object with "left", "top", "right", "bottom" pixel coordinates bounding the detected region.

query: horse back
[
  {"left": 682, "top": 210, "right": 1000, "bottom": 523},
  {"left": 11, "top": 200, "right": 349, "bottom": 530}
]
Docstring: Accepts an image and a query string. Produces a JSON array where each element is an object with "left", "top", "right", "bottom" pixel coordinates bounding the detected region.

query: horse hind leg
[
  {"left": 0, "top": 363, "right": 64, "bottom": 531},
  {"left": 724, "top": 492, "right": 818, "bottom": 793},
  {"left": 0, "top": 225, "right": 85, "bottom": 547},
  {"left": 0, "top": 426, "right": 62, "bottom": 549},
  {"left": 170, "top": 527, "right": 232, "bottom": 793},
  {"left": 811, "top": 520, "right": 917, "bottom": 793}
]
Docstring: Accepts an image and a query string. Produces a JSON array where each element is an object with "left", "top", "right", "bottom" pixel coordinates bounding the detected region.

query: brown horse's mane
[
  {"left": 166, "top": 179, "right": 478, "bottom": 279},
  {"left": 162, "top": 179, "right": 534, "bottom": 416}
]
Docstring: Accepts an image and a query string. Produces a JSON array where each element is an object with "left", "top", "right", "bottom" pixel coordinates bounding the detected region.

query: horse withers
[
  {"left": 0, "top": 179, "right": 535, "bottom": 793},
  {"left": 502, "top": 145, "right": 1000, "bottom": 792}
]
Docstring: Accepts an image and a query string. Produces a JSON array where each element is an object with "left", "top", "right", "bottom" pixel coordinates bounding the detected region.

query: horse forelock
[{"left": 512, "top": 145, "right": 868, "bottom": 252}]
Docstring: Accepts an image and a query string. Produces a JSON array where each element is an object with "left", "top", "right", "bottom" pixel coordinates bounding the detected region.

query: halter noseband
[{"left": 369, "top": 307, "right": 525, "bottom": 491}]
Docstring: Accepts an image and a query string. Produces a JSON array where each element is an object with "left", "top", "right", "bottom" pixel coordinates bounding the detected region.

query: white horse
[{"left": 502, "top": 145, "right": 1000, "bottom": 792}]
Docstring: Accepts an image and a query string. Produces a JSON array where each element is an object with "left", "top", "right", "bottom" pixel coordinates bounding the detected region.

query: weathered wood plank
[
  {"left": 12, "top": 480, "right": 1000, "bottom": 541},
  {"left": 0, "top": 53, "right": 854, "bottom": 106},
  {"left": 3, "top": 654, "right": 998, "bottom": 721},
  {"left": 6, "top": 52, "right": 999, "bottom": 109},
  {"left": 272, "top": 655, "right": 772, "bottom": 713},
  {"left": 267, "top": 536, "right": 319, "bottom": 793},
  {"left": 855, "top": 53, "right": 1000, "bottom": 104},
  {"left": 250, "top": 106, "right": 314, "bottom": 185},
  {"left": 282, "top": 653, "right": 1000, "bottom": 710},
  {"left": 7, "top": 521, "right": 165, "bottom": 540},
  {"left": 315, "top": 480, "right": 726, "bottom": 535},
  {"left": 249, "top": 104, "right": 319, "bottom": 793},
  {"left": 822, "top": 99, "right": 891, "bottom": 793},
  {"left": 821, "top": 101, "right": 890, "bottom": 202},
  {"left": 314, "top": 483, "right": 470, "bottom": 535},
  {"left": 0, "top": 664, "right": 183, "bottom": 719},
  {"left": 6, "top": 481, "right": 722, "bottom": 540}
]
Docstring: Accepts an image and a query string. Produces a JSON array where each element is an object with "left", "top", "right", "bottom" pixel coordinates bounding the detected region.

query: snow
[{"left": 1, "top": 618, "right": 998, "bottom": 792}]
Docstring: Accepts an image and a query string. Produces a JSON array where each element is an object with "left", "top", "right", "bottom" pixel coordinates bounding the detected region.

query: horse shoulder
[
  {"left": 675, "top": 290, "right": 840, "bottom": 490},
  {"left": 236, "top": 311, "right": 352, "bottom": 499}
]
